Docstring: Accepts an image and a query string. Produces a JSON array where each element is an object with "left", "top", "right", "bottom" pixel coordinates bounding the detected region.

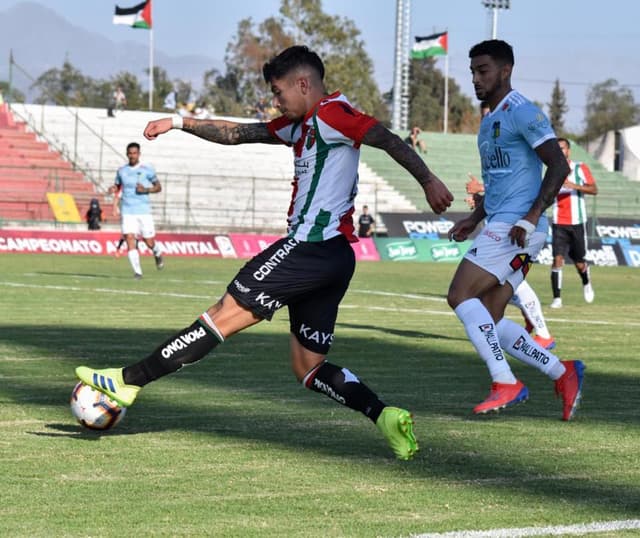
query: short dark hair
[
  {"left": 126, "top": 142, "right": 140, "bottom": 152},
  {"left": 469, "top": 39, "right": 514, "bottom": 66},
  {"left": 263, "top": 45, "right": 325, "bottom": 83},
  {"left": 557, "top": 137, "right": 571, "bottom": 148}
]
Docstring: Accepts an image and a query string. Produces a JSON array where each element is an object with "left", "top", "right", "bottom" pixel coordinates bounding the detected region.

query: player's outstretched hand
[
  {"left": 144, "top": 118, "right": 173, "bottom": 140},
  {"left": 448, "top": 217, "right": 477, "bottom": 242},
  {"left": 423, "top": 177, "right": 454, "bottom": 214}
]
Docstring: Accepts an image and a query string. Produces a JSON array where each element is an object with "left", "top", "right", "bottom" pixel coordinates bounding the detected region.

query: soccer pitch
[{"left": 1, "top": 253, "right": 638, "bottom": 537}]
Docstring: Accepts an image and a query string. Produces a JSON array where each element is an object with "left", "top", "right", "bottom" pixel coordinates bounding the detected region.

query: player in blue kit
[
  {"left": 447, "top": 40, "right": 585, "bottom": 421},
  {"left": 111, "top": 142, "right": 164, "bottom": 279}
]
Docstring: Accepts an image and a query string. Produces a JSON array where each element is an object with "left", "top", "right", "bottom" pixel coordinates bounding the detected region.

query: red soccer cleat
[
  {"left": 473, "top": 380, "right": 529, "bottom": 414},
  {"left": 533, "top": 334, "right": 556, "bottom": 350},
  {"left": 555, "top": 360, "right": 585, "bottom": 421}
]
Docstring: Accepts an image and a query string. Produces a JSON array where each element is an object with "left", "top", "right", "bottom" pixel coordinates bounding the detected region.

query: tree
[
  {"left": 223, "top": 0, "right": 387, "bottom": 121},
  {"left": 142, "top": 66, "right": 174, "bottom": 110},
  {"left": 548, "top": 79, "right": 568, "bottom": 135},
  {"left": 583, "top": 78, "right": 640, "bottom": 141},
  {"left": 111, "top": 71, "right": 145, "bottom": 110},
  {"left": 0, "top": 80, "right": 26, "bottom": 103},
  {"left": 407, "top": 57, "right": 476, "bottom": 133},
  {"left": 31, "top": 60, "right": 93, "bottom": 106},
  {"left": 30, "top": 60, "right": 147, "bottom": 109},
  {"left": 200, "top": 67, "right": 246, "bottom": 116}
]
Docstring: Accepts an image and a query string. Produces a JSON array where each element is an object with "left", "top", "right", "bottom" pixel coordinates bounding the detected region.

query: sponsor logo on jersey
[
  {"left": 252, "top": 238, "right": 298, "bottom": 281},
  {"left": 478, "top": 323, "right": 504, "bottom": 361},
  {"left": 481, "top": 145, "right": 511, "bottom": 170},
  {"left": 512, "top": 336, "right": 550, "bottom": 364},
  {"left": 492, "top": 121, "right": 500, "bottom": 139},
  {"left": 467, "top": 247, "right": 478, "bottom": 256},
  {"left": 161, "top": 326, "right": 207, "bottom": 359},
  {"left": 482, "top": 228, "right": 502, "bottom": 242},
  {"left": 299, "top": 323, "right": 334, "bottom": 346},
  {"left": 527, "top": 113, "right": 550, "bottom": 132}
]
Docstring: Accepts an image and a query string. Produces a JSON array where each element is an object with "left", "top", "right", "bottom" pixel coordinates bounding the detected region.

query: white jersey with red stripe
[
  {"left": 267, "top": 91, "right": 378, "bottom": 242},
  {"left": 552, "top": 160, "right": 595, "bottom": 225}
]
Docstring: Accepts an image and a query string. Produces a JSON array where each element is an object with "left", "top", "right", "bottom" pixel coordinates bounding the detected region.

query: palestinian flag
[
  {"left": 411, "top": 32, "right": 448, "bottom": 59},
  {"left": 113, "top": 0, "right": 152, "bottom": 29}
]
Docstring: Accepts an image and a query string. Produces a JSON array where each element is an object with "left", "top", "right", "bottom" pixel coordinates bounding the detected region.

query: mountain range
[{"left": 0, "top": 1, "right": 221, "bottom": 99}]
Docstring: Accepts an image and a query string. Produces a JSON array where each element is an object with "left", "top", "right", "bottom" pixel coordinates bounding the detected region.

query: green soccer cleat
[
  {"left": 75, "top": 366, "right": 140, "bottom": 407},
  {"left": 376, "top": 406, "right": 419, "bottom": 460}
]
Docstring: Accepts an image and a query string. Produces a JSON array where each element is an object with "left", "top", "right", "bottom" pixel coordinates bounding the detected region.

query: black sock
[
  {"left": 551, "top": 269, "right": 561, "bottom": 298},
  {"left": 578, "top": 265, "right": 590, "bottom": 285},
  {"left": 123, "top": 319, "right": 222, "bottom": 386},
  {"left": 303, "top": 362, "right": 386, "bottom": 423}
]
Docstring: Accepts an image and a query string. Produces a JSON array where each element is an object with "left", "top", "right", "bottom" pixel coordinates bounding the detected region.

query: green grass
[{"left": 1, "top": 253, "right": 639, "bottom": 537}]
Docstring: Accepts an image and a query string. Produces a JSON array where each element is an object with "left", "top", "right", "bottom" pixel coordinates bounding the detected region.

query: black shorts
[
  {"left": 552, "top": 223, "right": 587, "bottom": 263},
  {"left": 227, "top": 235, "right": 356, "bottom": 354}
]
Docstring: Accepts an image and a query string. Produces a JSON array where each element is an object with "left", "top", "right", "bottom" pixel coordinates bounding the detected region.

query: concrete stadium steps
[
  {"left": 567, "top": 143, "right": 640, "bottom": 218},
  {"left": 361, "top": 129, "right": 640, "bottom": 219},
  {"left": 360, "top": 130, "right": 481, "bottom": 214},
  {"left": 9, "top": 104, "right": 417, "bottom": 232},
  {"left": 0, "top": 105, "right": 106, "bottom": 223}
]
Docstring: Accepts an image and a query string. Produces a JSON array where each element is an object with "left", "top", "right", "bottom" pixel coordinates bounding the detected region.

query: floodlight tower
[
  {"left": 482, "top": 0, "right": 510, "bottom": 38},
  {"left": 392, "top": 0, "right": 410, "bottom": 131}
]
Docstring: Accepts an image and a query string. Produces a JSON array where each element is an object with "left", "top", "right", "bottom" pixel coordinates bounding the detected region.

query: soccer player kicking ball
[
  {"left": 76, "top": 45, "right": 454, "bottom": 459},
  {"left": 447, "top": 40, "right": 585, "bottom": 420}
]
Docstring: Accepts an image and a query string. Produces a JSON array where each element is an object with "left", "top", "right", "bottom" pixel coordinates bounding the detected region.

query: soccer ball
[{"left": 70, "top": 382, "right": 127, "bottom": 431}]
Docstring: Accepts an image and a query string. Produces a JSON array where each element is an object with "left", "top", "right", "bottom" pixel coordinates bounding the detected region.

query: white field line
[
  {"left": 407, "top": 518, "right": 640, "bottom": 538},
  {"left": 2, "top": 281, "right": 640, "bottom": 328}
]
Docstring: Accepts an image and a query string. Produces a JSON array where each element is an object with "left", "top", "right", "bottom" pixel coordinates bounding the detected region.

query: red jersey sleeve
[
  {"left": 266, "top": 115, "right": 296, "bottom": 145},
  {"left": 578, "top": 163, "right": 596, "bottom": 185},
  {"left": 316, "top": 100, "right": 378, "bottom": 148}
]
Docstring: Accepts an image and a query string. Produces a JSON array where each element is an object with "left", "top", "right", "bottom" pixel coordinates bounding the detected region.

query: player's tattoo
[
  {"left": 362, "top": 123, "right": 434, "bottom": 185},
  {"left": 183, "top": 121, "right": 277, "bottom": 145}
]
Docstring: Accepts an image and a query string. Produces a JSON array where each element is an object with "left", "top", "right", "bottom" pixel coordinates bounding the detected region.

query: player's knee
[{"left": 447, "top": 286, "right": 465, "bottom": 309}]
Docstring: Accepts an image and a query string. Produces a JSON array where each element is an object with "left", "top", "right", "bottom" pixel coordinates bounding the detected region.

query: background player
[
  {"left": 550, "top": 137, "right": 598, "bottom": 308},
  {"left": 111, "top": 142, "right": 164, "bottom": 279}
]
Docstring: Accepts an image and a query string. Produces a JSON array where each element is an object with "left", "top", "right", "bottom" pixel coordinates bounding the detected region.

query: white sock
[
  {"left": 454, "top": 298, "right": 516, "bottom": 384},
  {"left": 513, "top": 280, "right": 551, "bottom": 338},
  {"left": 127, "top": 249, "right": 142, "bottom": 275},
  {"left": 151, "top": 244, "right": 161, "bottom": 257},
  {"left": 496, "top": 318, "right": 566, "bottom": 380}
]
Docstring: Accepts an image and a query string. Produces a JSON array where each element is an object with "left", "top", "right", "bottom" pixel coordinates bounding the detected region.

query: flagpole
[
  {"left": 443, "top": 54, "right": 449, "bottom": 134},
  {"left": 149, "top": 28, "right": 154, "bottom": 110}
]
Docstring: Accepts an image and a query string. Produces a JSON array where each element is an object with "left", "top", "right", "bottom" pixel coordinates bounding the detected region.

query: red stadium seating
[{"left": 0, "top": 104, "right": 107, "bottom": 223}]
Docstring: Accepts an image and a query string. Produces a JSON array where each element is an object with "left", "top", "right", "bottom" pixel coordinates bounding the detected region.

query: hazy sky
[{"left": 1, "top": 0, "right": 638, "bottom": 131}]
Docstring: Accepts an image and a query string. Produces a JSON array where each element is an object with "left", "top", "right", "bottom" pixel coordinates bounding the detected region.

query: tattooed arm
[
  {"left": 361, "top": 123, "right": 453, "bottom": 214},
  {"left": 143, "top": 117, "right": 278, "bottom": 145}
]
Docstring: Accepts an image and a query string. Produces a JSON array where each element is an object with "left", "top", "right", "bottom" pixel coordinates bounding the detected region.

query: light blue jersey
[
  {"left": 478, "top": 90, "right": 556, "bottom": 232},
  {"left": 115, "top": 163, "right": 157, "bottom": 215}
]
